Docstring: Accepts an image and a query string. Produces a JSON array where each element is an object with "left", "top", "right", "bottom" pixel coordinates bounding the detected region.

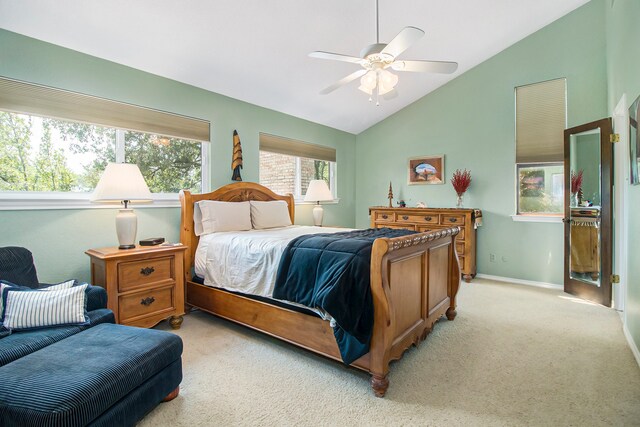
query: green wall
[
  {"left": 0, "top": 29, "right": 356, "bottom": 283},
  {"left": 605, "top": 0, "right": 640, "bottom": 357},
  {"left": 354, "top": 0, "right": 608, "bottom": 285}
]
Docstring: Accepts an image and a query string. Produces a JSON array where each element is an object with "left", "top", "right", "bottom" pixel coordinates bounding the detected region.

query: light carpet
[{"left": 140, "top": 279, "right": 640, "bottom": 426}]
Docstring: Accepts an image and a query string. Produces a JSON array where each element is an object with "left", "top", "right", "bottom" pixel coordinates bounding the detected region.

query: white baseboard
[
  {"left": 623, "top": 323, "right": 640, "bottom": 369},
  {"left": 475, "top": 273, "right": 563, "bottom": 290}
]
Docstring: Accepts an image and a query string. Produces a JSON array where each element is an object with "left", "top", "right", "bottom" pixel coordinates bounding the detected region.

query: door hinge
[
  {"left": 610, "top": 133, "right": 620, "bottom": 143},
  {"left": 611, "top": 274, "right": 620, "bottom": 284}
]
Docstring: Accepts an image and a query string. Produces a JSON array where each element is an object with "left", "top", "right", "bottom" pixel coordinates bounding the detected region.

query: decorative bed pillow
[
  {"left": 195, "top": 201, "right": 252, "bottom": 235},
  {"left": 1, "top": 284, "right": 89, "bottom": 330},
  {"left": 0, "top": 279, "right": 76, "bottom": 309},
  {"left": 250, "top": 200, "right": 292, "bottom": 229}
]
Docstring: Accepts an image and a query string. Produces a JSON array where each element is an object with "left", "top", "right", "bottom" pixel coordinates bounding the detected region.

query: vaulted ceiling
[{"left": 0, "top": 0, "right": 590, "bottom": 134}]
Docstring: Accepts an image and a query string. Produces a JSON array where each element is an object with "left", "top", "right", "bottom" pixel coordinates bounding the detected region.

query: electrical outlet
[{"left": 489, "top": 253, "right": 496, "bottom": 262}]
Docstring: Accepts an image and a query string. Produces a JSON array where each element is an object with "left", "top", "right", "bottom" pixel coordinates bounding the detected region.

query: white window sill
[
  {"left": 511, "top": 214, "right": 563, "bottom": 223},
  {"left": 0, "top": 192, "right": 180, "bottom": 210}
]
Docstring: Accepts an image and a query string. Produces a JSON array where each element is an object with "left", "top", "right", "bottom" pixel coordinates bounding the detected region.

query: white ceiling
[{"left": 0, "top": 0, "right": 589, "bottom": 134}]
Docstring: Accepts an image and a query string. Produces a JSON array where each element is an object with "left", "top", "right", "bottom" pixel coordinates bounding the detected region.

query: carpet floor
[{"left": 140, "top": 279, "right": 640, "bottom": 426}]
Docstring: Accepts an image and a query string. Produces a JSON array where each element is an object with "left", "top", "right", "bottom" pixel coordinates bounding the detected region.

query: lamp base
[
  {"left": 312, "top": 204, "right": 324, "bottom": 227},
  {"left": 116, "top": 209, "right": 138, "bottom": 250}
]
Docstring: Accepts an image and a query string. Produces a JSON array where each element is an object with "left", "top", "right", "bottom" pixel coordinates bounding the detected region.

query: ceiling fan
[{"left": 309, "top": 0, "right": 458, "bottom": 105}]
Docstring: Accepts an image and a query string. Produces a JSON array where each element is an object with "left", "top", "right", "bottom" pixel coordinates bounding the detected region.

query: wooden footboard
[
  {"left": 179, "top": 184, "right": 461, "bottom": 397},
  {"left": 368, "top": 227, "right": 460, "bottom": 396}
]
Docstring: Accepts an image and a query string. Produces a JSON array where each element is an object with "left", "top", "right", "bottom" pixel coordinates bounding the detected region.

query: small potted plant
[
  {"left": 570, "top": 169, "right": 583, "bottom": 207},
  {"left": 451, "top": 169, "right": 472, "bottom": 208}
]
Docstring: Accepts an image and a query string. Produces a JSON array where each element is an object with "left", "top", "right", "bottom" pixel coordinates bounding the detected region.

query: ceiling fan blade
[
  {"left": 381, "top": 26, "right": 425, "bottom": 58},
  {"left": 309, "top": 51, "right": 363, "bottom": 64},
  {"left": 391, "top": 60, "right": 458, "bottom": 74},
  {"left": 320, "top": 69, "right": 368, "bottom": 95}
]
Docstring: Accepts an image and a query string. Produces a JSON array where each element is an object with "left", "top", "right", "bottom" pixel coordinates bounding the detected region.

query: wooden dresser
[
  {"left": 369, "top": 207, "right": 481, "bottom": 282},
  {"left": 85, "top": 245, "right": 187, "bottom": 329}
]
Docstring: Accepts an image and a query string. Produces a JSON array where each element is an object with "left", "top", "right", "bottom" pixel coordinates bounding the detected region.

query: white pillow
[
  {"left": 1, "top": 284, "right": 89, "bottom": 330},
  {"left": 196, "top": 201, "right": 252, "bottom": 235},
  {"left": 250, "top": 200, "right": 292, "bottom": 229}
]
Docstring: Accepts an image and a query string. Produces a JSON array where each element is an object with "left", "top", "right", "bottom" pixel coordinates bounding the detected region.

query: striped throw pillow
[
  {"left": 1, "top": 284, "right": 89, "bottom": 330},
  {"left": 0, "top": 279, "right": 76, "bottom": 316}
]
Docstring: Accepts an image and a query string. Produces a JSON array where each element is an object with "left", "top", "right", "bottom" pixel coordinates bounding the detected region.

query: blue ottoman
[{"left": 0, "top": 323, "right": 183, "bottom": 427}]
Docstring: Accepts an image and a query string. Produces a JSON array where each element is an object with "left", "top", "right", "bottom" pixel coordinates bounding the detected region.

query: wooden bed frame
[{"left": 179, "top": 182, "right": 461, "bottom": 397}]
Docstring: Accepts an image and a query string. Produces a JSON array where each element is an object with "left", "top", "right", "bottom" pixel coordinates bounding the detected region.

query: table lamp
[
  {"left": 91, "top": 163, "right": 152, "bottom": 249},
  {"left": 304, "top": 180, "right": 333, "bottom": 226}
]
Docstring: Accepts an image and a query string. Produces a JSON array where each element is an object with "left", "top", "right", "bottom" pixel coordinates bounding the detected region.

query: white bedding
[{"left": 195, "top": 225, "right": 353, "bottom": 303}]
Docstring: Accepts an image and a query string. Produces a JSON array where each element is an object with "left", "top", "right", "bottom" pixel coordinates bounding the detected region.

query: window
[
  {"left": 515, "top": 78, "right": 566, "bottom": 216},
  {"left": 259, "top": 133, "right": 336, "bottom": 201},
  {"left": 0, "top": 77, "right": 210, "bottom": 208}
]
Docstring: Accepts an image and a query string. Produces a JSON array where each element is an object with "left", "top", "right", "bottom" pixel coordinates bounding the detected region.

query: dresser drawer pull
[
  {"left": 402, "top": 215, "right": 409, "bottom": 220},
  {"left": 140, "top": 267, "right": 155, "bottom": 276},
  {"left": 424, "top": 216, "right": 432, "bottom": 221},
  {"left": 448, "top": 218, "right": 458, "bottom": 223},
  {"left": 140, "top": 296, "right": 155, "bottom": 306},
  {"left": 382, "top": 214, "right": 388, "bottom": 219}
]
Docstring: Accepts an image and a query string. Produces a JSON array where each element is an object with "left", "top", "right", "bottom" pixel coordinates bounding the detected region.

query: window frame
[
  {"left": 258, "top": 149, "right": 338, "bottom": 204},
  {"left": 513, "top": 78, "right": 567, "bottom": 222},
  {"left": 0, "top": 118, "right": 210, "bottom": 211}
]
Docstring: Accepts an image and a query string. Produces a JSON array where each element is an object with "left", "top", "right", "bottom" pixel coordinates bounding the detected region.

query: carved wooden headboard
[{"left": 179, "top": 182, "right": 295, "bottom": 282}]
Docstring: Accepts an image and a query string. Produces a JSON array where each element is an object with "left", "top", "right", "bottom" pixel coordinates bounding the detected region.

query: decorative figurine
[
  {"left": 398, "top": 200, "right": 406, "bottom": 208},
  {"left": 416, "top": 201, "right": 427, "bottom": 208},
  {"left": 232, "top": 130, "right": 243, "bottom": 181},
  {"left": 388, "top": 182, "right": 393, "bottom": 208}
]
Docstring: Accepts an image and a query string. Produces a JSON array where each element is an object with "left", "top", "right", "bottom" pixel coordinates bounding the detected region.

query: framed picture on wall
[{"left": 408, "top": 155, "right": 445, "bottom": 185}]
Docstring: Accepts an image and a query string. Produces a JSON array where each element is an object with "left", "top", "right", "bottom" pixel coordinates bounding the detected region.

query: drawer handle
[
  {"left": 448, "top": 218, "right": 458, "bottom": 223},
  {"left": 402, "top": 215, "right": 409, "bottom": 220},
  {"left": 424, "top": 216, "right": 432, "bottom": 221},
  {"left": 381, "top": 214, "right": 388, "bottom": 219},
  {"left": 140, "top": 266, "right": 155, "bottom": 276},
  {"left": 141, "top": 296, "right": 155, "bottom": 306}
]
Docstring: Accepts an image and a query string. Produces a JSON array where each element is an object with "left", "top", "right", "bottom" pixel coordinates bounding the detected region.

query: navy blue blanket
[{"left": 272, "top": 228, "right": 416, "bottom": 364}]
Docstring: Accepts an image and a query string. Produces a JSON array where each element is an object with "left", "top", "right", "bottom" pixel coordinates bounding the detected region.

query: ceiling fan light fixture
[
  {"left": 378, "top": 69, "right": 398, "bottom": 92},
  {"left": 360, "top": 70, "right": 377, "bottom": 91}
]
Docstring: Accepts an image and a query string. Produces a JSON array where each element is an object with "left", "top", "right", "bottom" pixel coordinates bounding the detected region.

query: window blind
[
  {"left": 260, "top": 133, "right": 336, "bottom": 162},
  {"left": 515, "top": 78, "right": 566, "bottom": 163},
  {"left": 0, "top": 77, "right": 210, "bottom": 142}
]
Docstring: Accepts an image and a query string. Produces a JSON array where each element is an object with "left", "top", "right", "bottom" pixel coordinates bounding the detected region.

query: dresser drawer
[
  {"left": 456, "top": 241, "right": 465, "bottom": 255},
  {"left": 386, "top": 224, "right": 416, "bottom": 231},
  {"left": 441, "top": 214, "right": 465, "bottom": 226},
  {"left": 119, "top": 286, "right": 174, "bottom": 323},
  {"left": 397, "top": 213, "right": 438, "bottom": 224},
  {"left": 375, "top": 212, "right": 394, "bottom": 222},
  {"left": 118, "top": 256, "right": 173, "bottom": 292}
]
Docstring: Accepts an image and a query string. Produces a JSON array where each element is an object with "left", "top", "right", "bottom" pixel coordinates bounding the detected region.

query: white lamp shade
[
  {"left": 91, "top": 163, "right": 152, "bottom": 203},
  {"left": 304, "top": 180, "right": 333, "bottom": 203}
]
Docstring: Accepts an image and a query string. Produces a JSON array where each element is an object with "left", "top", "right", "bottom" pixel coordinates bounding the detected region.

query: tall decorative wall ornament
[
  {"left": 388, "top": 181, "right": 394, "bottom": 207},
  {"left": 231, "top": 130, "right": 243, "bottom": 181}
]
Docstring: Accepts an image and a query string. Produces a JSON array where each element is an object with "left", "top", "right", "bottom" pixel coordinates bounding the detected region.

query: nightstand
[{"left": 85, "top": 245, "right": 187, "bottom": 329}]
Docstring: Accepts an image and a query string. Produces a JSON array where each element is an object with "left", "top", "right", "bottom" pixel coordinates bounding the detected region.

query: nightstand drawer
[
  {"left": 118, "top": 256, "right": 173, "bottom": 292},
  {"left": 119, "top": 286, "right": 174, "bottom": 323}
]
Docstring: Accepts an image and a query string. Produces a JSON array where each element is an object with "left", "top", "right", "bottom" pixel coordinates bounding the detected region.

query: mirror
[
  {"left": 569, "top": 128, "right": 601, "bottom": 287},
  {"left": 630, "top": 94, "right": 640, "bottom": 185}
]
